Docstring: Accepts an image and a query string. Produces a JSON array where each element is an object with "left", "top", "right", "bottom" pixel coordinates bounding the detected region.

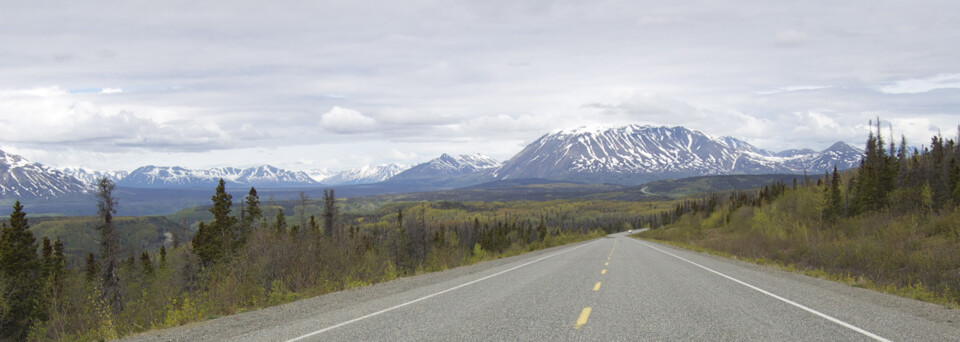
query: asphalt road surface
[{"left": 124, "top": 232, "right": 960, "bottom": 341}]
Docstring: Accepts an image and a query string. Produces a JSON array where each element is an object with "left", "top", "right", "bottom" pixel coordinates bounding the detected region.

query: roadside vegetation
[
  {"left": 638, "top": 120, "right": 960, "bottom": 306},
  {"left": 0, "top": 180, "right": 669, "bottom": 340}
]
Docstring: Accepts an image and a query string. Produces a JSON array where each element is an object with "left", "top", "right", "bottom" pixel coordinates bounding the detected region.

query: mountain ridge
[
  {"left": 0, "top": 124, "right": 865, "bottom": 198},
  {"left": 494, "top": 125, "right": 862, "bottom": 185}
]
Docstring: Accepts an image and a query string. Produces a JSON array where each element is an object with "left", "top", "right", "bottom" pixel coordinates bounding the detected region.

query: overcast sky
[{"left": 1, "top": 0, "right": 958, "bottom": 172}]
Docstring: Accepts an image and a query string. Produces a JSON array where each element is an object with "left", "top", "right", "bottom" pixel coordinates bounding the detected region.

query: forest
[
  {"left": 0, "top": 178, "right": 671, "bottom": 340},
  {"left": 639, "top": 121, "right": 960, "bottom": 306}
]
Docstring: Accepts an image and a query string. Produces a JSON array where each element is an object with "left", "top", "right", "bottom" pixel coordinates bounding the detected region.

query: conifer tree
[
  {"left": 828, "top": 166, "right": 843, "bottom": 219},
  {"left": 84, "top": 252, "right": 98, "bottom": 283},
  {"left": 140, "top": 252, "right": 154, "bottom": 276},
  {"left": 193, "top": 179, "right": 239, "bottom": 265},
  {"left": 308, "top": 215, "right": 319, "bottom": 234},
  {"left": 392, "top": 208, "right": 407, "bottom": 268},
  {"left": 852, "top": 119, "right": 896, "bottom": 214},
  {"left": 192, "top": 222, "right": 217, "bottom": 265},
  {"left": 274, "top": 209, "right": 287, "bottom": 234},
  {"left": 323, "top": 189, "right": 338, "bottom": 238},
  {"left": 210, "top": 178, "right": 238, "bottom": 253},
  {"left": 41, "top": 236, "right": 53, "bottom": 277},
  {"left": 243, "top": 187, "right": 262, "bottom": 233},
  {"left": 0, "top": 201, "right": 43, "bottom": 340},
  {"left": 96, "top": 177, "right": 123, "bottom": 315},
  {"left": 158, "top": 244, "right": 167, "bottom": 269},
  {"left": 51, "top": 238, "right": 65, "bottom": 289}
]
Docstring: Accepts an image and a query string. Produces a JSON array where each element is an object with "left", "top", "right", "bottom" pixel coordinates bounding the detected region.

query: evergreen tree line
[
  {"left": 0, "top": 201, "right": 67, "bottom": 340},
  {"left": 643, "top": 120, "right": 960, "bottom": 229}
]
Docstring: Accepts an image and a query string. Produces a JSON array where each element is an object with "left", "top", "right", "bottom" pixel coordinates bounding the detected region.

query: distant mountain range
[
  {"left": 318, "top": 164, "right": 410, "bottom": 185},
  {"left": 115, "top": 165, "right": 318, "bottom": 189},
  {"left": 60, "top": 167, "right": 129, "bottom": 184},
  {"left": 494, "top": 125, "right": 862, "bottom": 184},
  {"left": 0, "top": 150, "right": 90, "bottom": 199},
  {"left": 0, "top": 124, "right": 865, "bottom": 200}
]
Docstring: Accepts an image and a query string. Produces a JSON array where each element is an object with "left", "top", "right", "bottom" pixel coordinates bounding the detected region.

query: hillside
[
  {"left": 639, "top": 174, "right": 806, "bottom": 197},
  {"left": 23, "top": 215, "right": 182, "bottom": 267}
]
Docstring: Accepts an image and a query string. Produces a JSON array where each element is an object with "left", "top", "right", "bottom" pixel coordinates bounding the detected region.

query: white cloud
[
  {"left": 0, "top": 1, "right": 958, "bottom": 171},
  {"left": 0, "top": 86, "right": 228, "bottom": 151},
  {"left": 775, "top": 29, "right": 810, "bottom": 46},
  {"left": 754, "top": 85, "right": 832, "bottom": 95},
  {"left": 461, "top": 114, "right": 542, "bottom": 133},
  {"left": 877, "top": 74, "right": 960, "bottom": 94},
  {"left": 320, "top": 106, "right": 377, "bottom": 133},
  {"left": 0, "top": 86, "right": 68, "bottom": 98}
]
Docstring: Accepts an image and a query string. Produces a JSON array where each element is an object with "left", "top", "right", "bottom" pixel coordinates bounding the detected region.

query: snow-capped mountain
[
  {"left": 60, "top": 167, "right": 129, "bottom": 185},
  {"left": 0, "top": 150, "right": 90, "bottom": 199},
  {"left": 385, "top": 153, "right": 500, "bottom": 188},
  {"left": 494, "top": 125, "right": 863, "bottom": 185},
  {"left": 321, "top": 164, "right": 410, "bottom": 185},
  {"left": 307, "top": 168, "right": 336, "bottom": 183},
  {"left": 780, "top": 142, "right": 863, "bottom": 173},
  {"left": 118, "top": 165, "right": 318, "bottom": 189},
  {"left": 238, "top": 165, "right": 317, "bottom": 187}
]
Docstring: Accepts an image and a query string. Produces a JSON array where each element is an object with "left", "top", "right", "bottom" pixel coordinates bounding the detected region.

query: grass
[{"left": 631, "top": 233, "right": 959, "bottom": 309}]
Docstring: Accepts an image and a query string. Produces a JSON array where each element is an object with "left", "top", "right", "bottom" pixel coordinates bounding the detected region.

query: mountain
[
  {"left": 321, "top": 164, "right": 410, "bottom": 185},
  {"left": 60, "top": 167, "right": 129, "bottom": 185},
  {"left": 494, "top": 125, "right": 863, "bottom": 185},
  {"left": 0, "top": 150, "right": 90, "bottom": 199},
  {"left": 384, "top": 153, "right": 500, "bottom": 188},
  {"left": 306, "top": 168, "right": 336, "bottom": 183},
  {"left": 779, "top": 142, "right": 863, "bottom": 174},
  {"left": 774, "top": 148, "right": 816, "bottom": 158},
  {"left": 117, "top": 165, "right": 318, "bottom": 189},
  {"left": 236, "top": 165, "right": 317, "bottom": 187}
]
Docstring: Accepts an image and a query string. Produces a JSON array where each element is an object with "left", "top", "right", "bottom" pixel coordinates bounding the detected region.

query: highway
[{"left": 124, "top": 232, "right": 960, "bottom": 341}]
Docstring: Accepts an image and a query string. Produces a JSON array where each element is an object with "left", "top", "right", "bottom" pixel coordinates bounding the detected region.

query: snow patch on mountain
[
  {"left": 321, "top": 164, "right": 410, "bottom": 185},
  {"left": 386, "top": 153, "right": 500, "bottom": 185},
  {"left": 60, "top": 167, "right": 129, "bottom": 185},
  {"left": 495, "top": 125, "right": 863, "bottom": 185},
  {"left": 0, "top": 150, "right": 90, "bottom": 199},
  {"left": 118, "top": 165, "right": 318, "bottom": 189}
]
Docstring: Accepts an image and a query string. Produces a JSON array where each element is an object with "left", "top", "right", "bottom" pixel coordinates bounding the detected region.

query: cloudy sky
[{"left": 1, "top": 0, "right": 958, "bottom": 172}]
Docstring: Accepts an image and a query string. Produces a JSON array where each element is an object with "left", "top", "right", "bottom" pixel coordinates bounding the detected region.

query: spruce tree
[
  {"left": 51, "top": 238, "right": 65, "bottom": 289},
  {"left": 828, "top": 166, "right": 843, "bottom": 220},
  {"left": 193, "top": 179, "right": 239, "bottom": 265},
  {"left": 243, "top": 187, "right": 262, "bottom": 233},
  {"left": 0, "top": 201, "right": 42, "bottom": 340},
  {"left": 210, "top": 179, "right": 238, "bottom": 253},
  {"left": 274, "top": 209, "right": 287, "bottom": 234},
  {"left": 159, "top": 244, "right": 167, "bottom": 269},
  {"left": 96, "top": 177, "right": 123, "bottom": 315},
  {"left": 192, "top": 222, "right": 218, "bottom": 266},
  {"left": 84, "top": 252, "right": 98, "bottom": 283},
  {"left": 308, "top": 215, "right": 319, "bottom": 234},
  {"left": 322, "top": 189, "right": 338, "bottom": 238},
  {"left": 140, "top": 252, "right": 154, "bottom": 276},
  {"left": 41, "top": 236, "right": 53, "bottom": 277}
]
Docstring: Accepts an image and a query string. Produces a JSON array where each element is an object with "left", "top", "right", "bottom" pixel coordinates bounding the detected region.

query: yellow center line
[
  {"left": 605, "top": 262, "right": 609, "bottom": 266},
  {"left": 601, "top": 269, "right": 607, "bottom": 275},
  {"left": 593, "top": 282, "right": 601, "bottom": 291},
  {"left": 574, "top": 307, "right": 592, "bottom": 329}
]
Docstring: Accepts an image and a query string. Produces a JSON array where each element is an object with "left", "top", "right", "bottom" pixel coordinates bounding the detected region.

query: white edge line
[
  {"left": 632, "top": 239, "right": 892, "bottom": 342},
  {"left": 285, "top": 240, "right": 599, "bottom": 342}
]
